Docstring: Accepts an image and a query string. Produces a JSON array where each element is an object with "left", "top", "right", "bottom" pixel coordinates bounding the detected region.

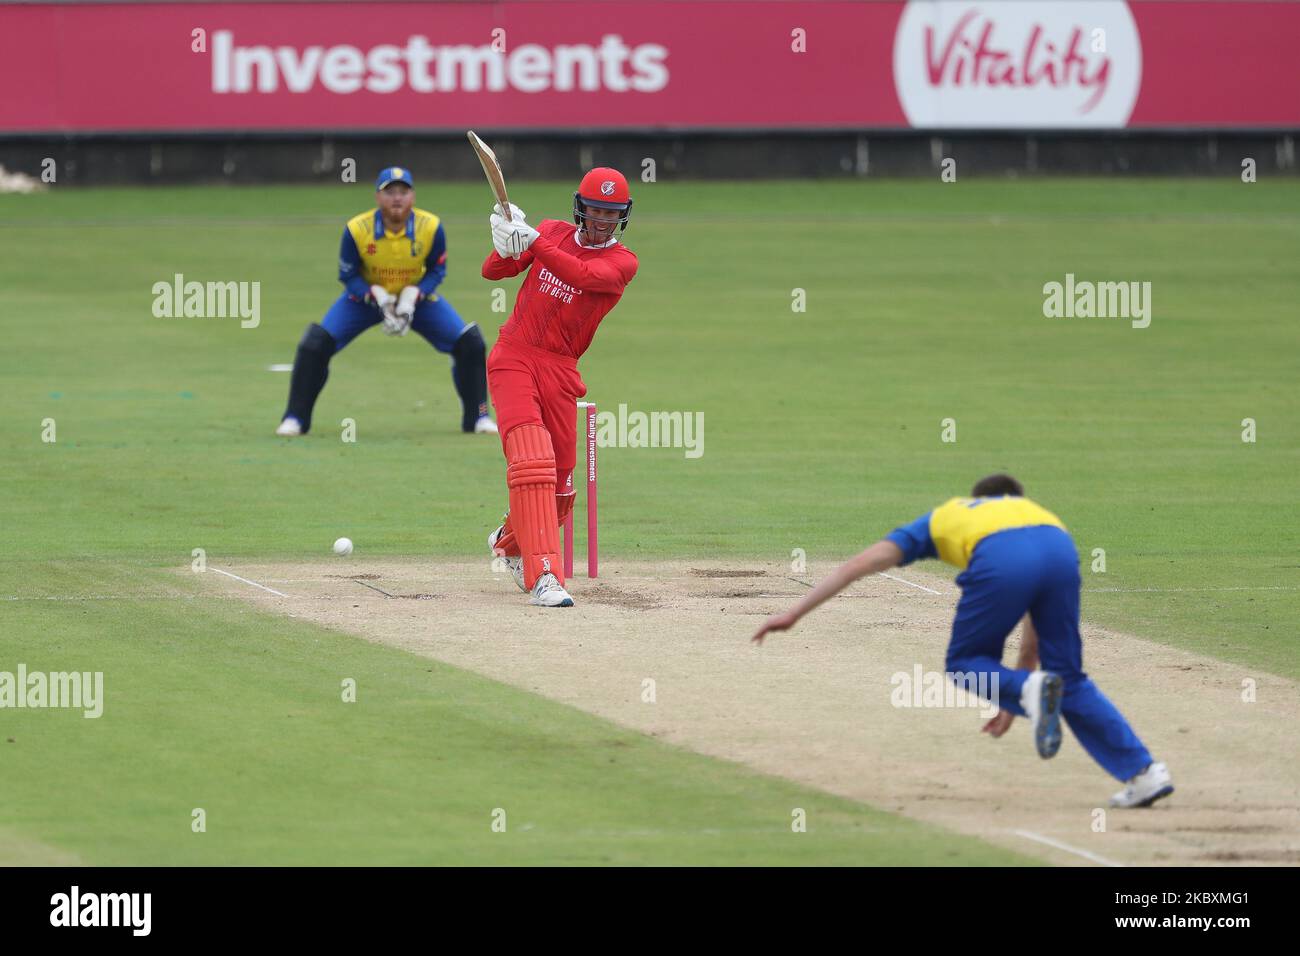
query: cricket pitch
[{"left": 197, "top": 557, "right": 1300, "bottom": 867}]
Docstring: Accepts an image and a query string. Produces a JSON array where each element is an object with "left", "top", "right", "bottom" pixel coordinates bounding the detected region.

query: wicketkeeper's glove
[
  {"left": 385, "top": 285, "right": 420, "bottom": 337},
  {"left": 370, "top": 284, "right": 403, "bottom": 337}
]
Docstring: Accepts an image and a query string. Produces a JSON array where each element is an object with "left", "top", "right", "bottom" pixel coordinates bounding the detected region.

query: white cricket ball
[{"left": 333, "top": 537, "right": 353, "bottom": 557}]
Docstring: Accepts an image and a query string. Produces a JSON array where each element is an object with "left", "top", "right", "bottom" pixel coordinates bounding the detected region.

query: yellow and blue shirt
[
  {"left": 339, "top": 207, "right": 447, "bottom": 299},
  {"left": 887, "top": 496, "right": 1067, "bottom": 570}
]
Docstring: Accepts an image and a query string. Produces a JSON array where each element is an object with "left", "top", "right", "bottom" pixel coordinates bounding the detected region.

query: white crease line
[
  {"left": 1087, "top": 586, "right": 1298, "bottom": 593},
  {"left": 210, "top": 568, "right": 287, "bottom": 597},
  {"left": 880, "top": 572, "right": 943, "bottom": 595},
  {"left": 1012, "top": 829, "right": 1124, "bottom": 867}
]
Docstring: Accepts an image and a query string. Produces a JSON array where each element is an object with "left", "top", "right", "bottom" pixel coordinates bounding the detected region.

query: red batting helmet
[{"left": 573, "top": 167, "right": 633, "bottom": 233}]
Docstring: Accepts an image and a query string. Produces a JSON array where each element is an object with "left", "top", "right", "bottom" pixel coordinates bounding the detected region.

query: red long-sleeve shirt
[{"left": 482, "top": 219, "right": 638, "bottom": 360}]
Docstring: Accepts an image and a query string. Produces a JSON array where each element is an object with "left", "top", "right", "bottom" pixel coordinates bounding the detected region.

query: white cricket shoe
[
  {"left": 474, "top": 416, "right": 499, "bottom": 434},
  {"left": 1111, "top": 762, "right": 1174, "bottom": 808},
  {"left": 529, "top": 572, "right": 574, "bottom": 608},
  {"left": 276, "top": 416, "right": 302, "bottom": 437},
  {"left": 487, "top": 526, "right": 527, "bottom": 592},
  {"left": 1020, "top": 670, "right": 1065, "bottom": 759}
]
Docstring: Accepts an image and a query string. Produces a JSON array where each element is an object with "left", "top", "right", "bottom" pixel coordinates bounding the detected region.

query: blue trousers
[
  {"left": 321, "top": 292, "right": 468, "bottom": 352},
  {"left": 946, "top": 525, "right": 1153, "bottom": 781}
]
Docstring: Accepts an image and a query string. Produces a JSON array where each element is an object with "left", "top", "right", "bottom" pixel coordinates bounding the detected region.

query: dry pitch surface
[{"left": 198, "top": 558, "right": 1300, "bottom": 867}]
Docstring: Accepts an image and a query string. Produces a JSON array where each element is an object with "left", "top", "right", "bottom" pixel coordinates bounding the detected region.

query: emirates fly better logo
[{"left": 893, "top": 1, "right": 1142, "bottom": 128}]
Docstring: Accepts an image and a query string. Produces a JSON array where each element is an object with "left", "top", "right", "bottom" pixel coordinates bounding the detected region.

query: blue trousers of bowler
[{"left": 944, "top": 525, "right": 1153, "bottom": 781}]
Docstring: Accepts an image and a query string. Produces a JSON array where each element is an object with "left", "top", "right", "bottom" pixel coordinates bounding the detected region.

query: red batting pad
[
  {"left": 505, "top": 424, "right": 563, "bottom": 588},
  {"left": 492, "top": 488, "right": 574, "bottom": 559},
  {"left": 493, "top": 512, "right": 522, "bottom": 558}
]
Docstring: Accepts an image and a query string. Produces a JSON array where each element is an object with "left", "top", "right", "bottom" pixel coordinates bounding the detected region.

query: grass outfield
[
  {"left": 1, "top": 178, "right": 1296, "bottom": 863},
  {"left": 5, "top": 564, "right": 1030, "bottom": 865}
]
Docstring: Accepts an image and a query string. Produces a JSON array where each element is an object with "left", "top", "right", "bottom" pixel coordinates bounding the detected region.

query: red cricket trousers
[{"left": 486, "top": 334, "right": 587, "bottom": 584}]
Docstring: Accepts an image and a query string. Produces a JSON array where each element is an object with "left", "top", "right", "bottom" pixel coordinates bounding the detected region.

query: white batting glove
[
  {"left": 509, "top": 219, "right": 540, "bottom": 257},
  {"left": 491, "top": 217, "right": 540, "bottom": 259},
  {"left": 490, "top": 213, "right": 513, "bottom": 258},
  {"left": 492, "top": 202, "right": 527, "bottom": 224},
  {"left": 369, "top": 284, "right": 395, "bottom": 312}
]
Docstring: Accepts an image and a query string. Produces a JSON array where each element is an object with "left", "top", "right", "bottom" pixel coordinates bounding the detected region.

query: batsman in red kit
[{"left": 482, "top": 169, "right": 638, "bottom": 607}]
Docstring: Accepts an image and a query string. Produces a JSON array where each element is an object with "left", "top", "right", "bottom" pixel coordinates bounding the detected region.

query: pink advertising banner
[{"left": 1, "top": 1, "right": 1296, "bottom": 132}]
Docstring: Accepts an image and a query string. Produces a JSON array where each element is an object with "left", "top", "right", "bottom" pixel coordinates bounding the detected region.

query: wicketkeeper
[
  {"left": 277, "top": 166, "right": 496, "bottom": 437},
  {"left": 752, "top": 474, "right": 1175, "bottom": 808},
  {"left": 482, "top": 168, "right": 638, "bottom": 608}
]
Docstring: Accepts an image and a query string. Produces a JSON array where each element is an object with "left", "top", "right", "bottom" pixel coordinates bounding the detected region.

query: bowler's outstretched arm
[{"left": 751, "top": 540, "right": 904, "bottom": 644}]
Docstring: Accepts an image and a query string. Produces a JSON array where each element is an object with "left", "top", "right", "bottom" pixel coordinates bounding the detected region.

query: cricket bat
[{"left": 467, "top": 131, "right": 512, "bottom": 221}]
